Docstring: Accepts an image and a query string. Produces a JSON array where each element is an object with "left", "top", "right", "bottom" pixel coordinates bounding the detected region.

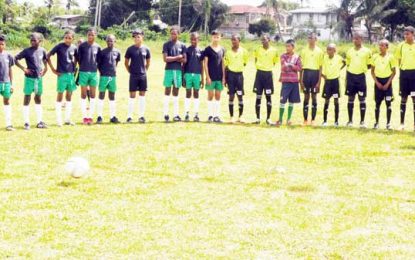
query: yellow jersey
[
  {"left": 394, "top": 42, "right": 415, "bottom": 70},
  {"left": 224, "top": 47, "right": 249, "bottom": 73},
  {"left": 371, "top": 53, "right": 397, "bottom": 78},
  {"left": 254, "top": 46, "right": 279, "bottom": 72},
  {"left": 322, "top": 54, "right": 345, "bottom": 80},
  {"left": 346, "top": 46, "right": 372, "bottom": 74},
  {"left": 300, "top": 46, "right": 324, "bottom": 70}
]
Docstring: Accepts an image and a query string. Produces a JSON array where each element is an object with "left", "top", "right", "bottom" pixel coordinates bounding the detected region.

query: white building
[{"left": 289, "top": 7, "right": 338, "bottom": 40}]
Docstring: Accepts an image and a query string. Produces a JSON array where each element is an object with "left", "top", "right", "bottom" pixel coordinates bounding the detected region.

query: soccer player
[
  {"left": 124, "top": 29, "right": 151, "bottom": 123},
  {"left": 277, "top": 39, "right": 302, "bottom": 126},
  {"left": 15, "top": 33, "right": 48, "bottom": 130},
  {"left": 204, "top": 30, "right": 226, "bottom": 123},
  {"left": 300, "top": 33, "right": 323, "bottom": 126},
  {"left": 224, "top": 34, "right": 249, "bottom": 123},
  {"left": 395, "top": 26, "right": 415, "bottom": 131},
  {"left": 345, "top": 32, "right": 372, "bottom": 128},
  {"left": 183, "top": 32, "right": 204, "bottom": 122},
  {"left": 77, "top": 27, "right": 101, "bottom": 125},
  {"left": 96, "top": 34, "right": 121, "bottom": 124},
  {"left": 321, "top": 43, "right": 345, "bottom": 127},
  {"left": 162, "top": 26, "right": 186, "bottom": 122},
  {"left": 0, "top": 35, "right": 15, "bottom": 131},
  {"left": 47, "top": 30, "right": 78, "bottom": 127},
  {"left": 253, "top": 34, "right": 279, "bottom": 125},
  {"left": 371, "top": 39, "right": 396, "bottom": 130}
]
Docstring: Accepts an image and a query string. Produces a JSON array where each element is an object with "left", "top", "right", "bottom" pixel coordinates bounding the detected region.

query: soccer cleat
[
  {"left": 96, "top": 116, "right": 103, "bottom": 124},
  {"left": 266, "top": 119, "right": 275, "bottom": 126},
  {"left": 87, "top": 118, "right": 93, "bottom": 125},
  {"left": 311, "top": 120, "right": 316, "bottom": 126},
  {"left": 164, "top": 115, "right": 170, "bottom": 123},
  {"left": 346, "top": 121, "right": 353, "bottom": 128},
  {"left": 287, "top": 120, "right": 293, "bottom": 126},
  {"left": 173, "top": 116, "right": 181, "bottom": 122},
  {"left": 138, "top": 117, "right": 146, "bottom": 124},
  {"left": 275, "top": 121, "right": 282, "bottom": 127},
  {"left": 397, "top": 124, "right": 405, "bottom": 131},
  {"left": 83, "top": 118, "right": 89, "bottom": 125},
  {"left": 37, "top": 122, "right": 47, "bottom": 129},
  {"left": 302, "top": 120, "right": 309, "bottom": 126},
  {"left": 386, "top": 123, "right": 393, "bottom": 131},
  {"left": 322, "top": 122, "right": 328, "bottom": 127},
  {"left": 65, "top": 121, "right": 75, "bottom": 126},
  {"left": 207, "top": 116, "right": 213, "bottom": 123},
  {"left": 193, "top": 115, "right": 200, "bottom": 122},
  {"left": 24, "top": 123, "right": 30, "bottom": 130},
  {"left": 334, "top": 122, "right": 339, "bottom": 127},
  {"left": 5, "top": 125, "right": 15, "bottom": 131},
  {"left": 237, "top": 117, "right": 246, "bottom": 124},
  {"left": 373, "top": 123, "right": 379, "bottom": 130},
  {"left": 57, "top": 122, "right": 63, "bottom": 127},
  {"left": 229, "top": 117, "right": 236, "bottom": 124},
  {"left": 110, "top": 117, "right": 120, "bottom": 124},
  {"left": 213, "top": 117, "right": 223, "bottom": 123},
  {"left": 126, "top": 117, "right": 133, "bottom": 123},
  {"left": 184, "top": 113, "right": 190, "bottom": 122},
  {"left": 253, "top": 119, "right": 261, "bottom": 124},
  {"left": 359, "top": 122, "right": 367, "bottom": 129}
]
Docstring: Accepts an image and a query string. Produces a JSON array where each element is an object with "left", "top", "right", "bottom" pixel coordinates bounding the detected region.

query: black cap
[{"left": 132, "top": 29, "right": 144, "bottom": 36}]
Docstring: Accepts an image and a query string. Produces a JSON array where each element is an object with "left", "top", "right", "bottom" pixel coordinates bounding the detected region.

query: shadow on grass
[
  {"left": 57, "top": 181, "right": 78, "bottom": 188},
  {"left": 401, "top": 145, "right": 415, "bottom": 150}
]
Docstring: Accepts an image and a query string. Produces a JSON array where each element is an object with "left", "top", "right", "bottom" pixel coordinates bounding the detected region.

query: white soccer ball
[{"left": 65, "top": 157, "right": 90, "bottom": 178}]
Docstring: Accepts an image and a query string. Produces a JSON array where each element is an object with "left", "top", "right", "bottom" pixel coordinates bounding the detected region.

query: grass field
[{"left": 1, "top": 40, "right": 415, "bottom": 258}]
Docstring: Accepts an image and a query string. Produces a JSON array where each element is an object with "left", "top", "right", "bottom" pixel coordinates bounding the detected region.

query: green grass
[{"left": 1, "top": 41, "right": 415, "bottom": 258}]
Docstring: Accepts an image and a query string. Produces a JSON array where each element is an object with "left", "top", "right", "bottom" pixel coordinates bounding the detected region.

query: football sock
[
  {"left": 35, "top": 104, "right": 42, "bottom": 123},
  {"left": 23, "top": 105, "right": 30, "bottom": 124},
  {"left": 266, "top": 95, "right": 272, "bottom": 120},
  {"left": 287, "top": 103, "right": 294, "bottom": 121},
  {"left": 109, "top": 100, "right": 116, "bottom": 118},
  {"left": 138, "top": 96, "right": 145, "bottom": 118},
  {"left": 255, "top": 95, "right": 261, "bottom": 119},
  {"left": 400, "top": 102, "right": 406, "bottom": 125},
  {"left": 55, "top": 102, "right": 62, "bottom": 125},
  {"left": 4, "top": 105, "right": 11, "bottom": 126}
]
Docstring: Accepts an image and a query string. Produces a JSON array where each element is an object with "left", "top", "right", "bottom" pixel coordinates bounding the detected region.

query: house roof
[
  {"left": 229, "top": 5, "right": 268, "bottom": 14},
  {"left": 53, "top": 15, "right": 84, "bottom": 20},
  {"left": 289, "top": 7, "right": 336, "bottom": 14}
]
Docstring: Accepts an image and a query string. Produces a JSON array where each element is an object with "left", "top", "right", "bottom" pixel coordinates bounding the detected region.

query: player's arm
[
  {"left": 146, "top": 58, "right": 151, "bottom": 71},
  {"left": 46, "top": 51, "right": 59, "bottom": 76},
  {"left": 124, "top": 58, "right": 130, "bottom": 73},
  {"left": 384, "top": 67, "right": 396, "bottom": 90},
  {"left": 200, "top": 60, "right": 205, "bottom": 88},
  {"left": 222, "top": 56, "right": 226, "bottom": 86},
  {"left": 9, "top": 65, "right": 13, "bottom": 92},
  {"left": 371, "top": 65, "right": 382, "bottom": 89},
  {"left": 204, "top": 56, "right": 211, "bottom": 85},
  {"left": 41, "top": 57, "right": 48, "bottom": 76},
  {"left": 163, "top": 53, "right": 183, "bottom": 63}
]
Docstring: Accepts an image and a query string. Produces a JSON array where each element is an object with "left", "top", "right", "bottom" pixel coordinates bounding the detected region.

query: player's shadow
[{"left": 57, "top": 180, "right": 78, "bottom": 187}]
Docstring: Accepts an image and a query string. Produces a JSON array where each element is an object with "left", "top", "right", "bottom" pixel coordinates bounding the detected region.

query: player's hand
[
  {"left": 375, "top": 81, "right": 383, "bottom": 89},
  {"left": 24, "top": 68, "right": 32, "bottom": 76},
  {"left": 40, "top": 69, "right": 47, "bottom": 77},
  {"left": 222, "top": 79, "right": 226, "bottom": 87},
  {"left": 206, "top": 77, "right": 212, "bottom": 86},
  {"left": 300, "top": 82, "right": 305, "bottom": 92},
  {"left": 10, "top": 86, "right": 13, "bottom": 94},
  {"left": 200, "top": 79, "right": 205, "bottom": 89}
]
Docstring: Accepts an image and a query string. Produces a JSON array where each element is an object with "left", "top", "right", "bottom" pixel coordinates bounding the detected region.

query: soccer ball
[{"left": 65, "top": 157, "right": 90, "bottom": 178}]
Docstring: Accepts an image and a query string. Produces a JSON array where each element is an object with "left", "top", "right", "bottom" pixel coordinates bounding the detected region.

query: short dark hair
[
  {"left": 170, "top": 26, "right": 180, "bottom": 34},
  {"left": 87, "top": 27, "right": 97, "bottom": 34},
  {"left": 404, "top": 26, "right": 415, "bottom": 34},
  {"left": 64, "top": 30, "right": 75, "bottom": 38},
  {"left": 30, "top": 32, "right": 43, "bottom": 41},
  {"left": 211, "top": 30, "right": 221, "bottom": 36},
  {"left": 132, "top": 28, "right": 144, "bottom": 36},
  {"left": 286, "top": 39, "right": 295, "bottom": 47},
  {"left": 0, "top": 34, "right": 6, "bottom": 42},
  {"left": 190, "top": 32, "right": 199, "bottom": 38},
  {"left": 307, "top": 32, "right": 317, "bottom": 39},
  {"left": 231, "top": 33, "right": 241, "bottom": 41}
]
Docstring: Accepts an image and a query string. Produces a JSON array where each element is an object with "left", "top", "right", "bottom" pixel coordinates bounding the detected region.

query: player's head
[
  {"left": 63, "top": 30, "right": 75, "bottom": 45},
  {"left": 170, "top": 26, "right": 180, "bottom": 41},
  {"left": 261, "top": 33, "right": 270, "bottom": 48},
  {"left": 30, "top": 32, "right": 43, "bottom": 48},
  {"left": 132, "top": 29, "right": 144, "bottom": 45},
  {"left": 106, "top": 34, "right": 116, "bottom": 48},
  {"left": 404, "top": 26, "right": 415, "bottom": 43},
  {"left": 353, "top": 32, "right": 363, "bottom": 47},
  {"left": 190, "top": 32, "right": 199, "bottom": 47},
  {"left": 0, "top": 34, "right": 6, "bottom": 51},
  {"left": 211, "top": 30, "right": 222, "bottom": 44},
  {"left": 378, "top": 39, "right": 389, "bottom": 54},
  {"left": 327, "top": 43, "right": 336, "bottom": 56},
  {"left": 307, "top": 32, "right": 317, "bottom": 46},
  {"left": 87, "top": 27, "right": 97, "bottom": 42},
  {"left": 285, "top": 39, "right": 295, "bottom": 53},
  {"left": 231, "top": 33, "right": 241, "bottom": 48}
]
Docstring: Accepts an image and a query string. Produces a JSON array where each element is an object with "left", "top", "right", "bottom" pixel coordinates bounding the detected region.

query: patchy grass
[{"left": 0, "top": 41, "right": 414, "bottom": 258}]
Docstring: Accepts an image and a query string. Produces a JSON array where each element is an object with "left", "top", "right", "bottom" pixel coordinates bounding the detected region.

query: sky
[{"left": 17, "top": 0, "right": 339, "bottom": 10}]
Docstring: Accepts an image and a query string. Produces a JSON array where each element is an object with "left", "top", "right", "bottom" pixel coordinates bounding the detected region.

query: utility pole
[
  {"left": 94, "top": 0, "right": 100, "bottom": 27},
  {"left": 98, "top": 0, "right": 103, "bottom": 28},
  {"left": 178, "top": 0, "right": 182, "bottom": 29}
]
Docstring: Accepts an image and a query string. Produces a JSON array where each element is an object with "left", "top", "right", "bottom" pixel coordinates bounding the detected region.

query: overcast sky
[{"left": 17, "top": 0, "right": 339, "bottom": 9}]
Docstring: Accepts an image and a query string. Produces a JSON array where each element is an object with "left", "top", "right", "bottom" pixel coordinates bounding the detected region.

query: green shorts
[
  {"left": 184, "top": 73, "right": 201, "bottom": 90},
  {"left": 0, "top": 82, "right": 12, "bottom": 99},
  {"left": 57, "top": 73, "right": 77, "bottom": 93},
  {"left": 79, "top": 71, "right": 98, "bottom": 87},
  {"left": 163, "top": 70, "right": 182, "bottom": 88},
  {"left": 205, "top": 80, "right": 224, "bottom": 91},
  {"left": 99, "top": 76, "right": 117, "bottom": 93},
  {"left": 24, "top": 77, "right": 43, "bottom": 96}
]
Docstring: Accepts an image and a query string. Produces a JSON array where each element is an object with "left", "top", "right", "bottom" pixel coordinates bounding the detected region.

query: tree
[
  {"left": 354, "top": 0, "right": 397, "bottom": 43},
  {"left": 248, "top": 18, "right": 276, "bottom": 37},
  {"left": 66, "top": 0, "right": 79, "bottom": 11},
  {"left": 336, "top": 0, "right": 359, "bottom": 40}
]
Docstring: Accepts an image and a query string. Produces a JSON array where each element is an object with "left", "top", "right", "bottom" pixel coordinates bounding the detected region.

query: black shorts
[
  {"left": 302, "top": 69, "right": 320, "bottom": 94},
  {"left": 322, "top": 78, "right": 340, "bottom": 99},
  {"left": 280, "top": 82, "right": 301, "bottom": 104},
  {"left": 399, "top": 69, "right": 415, "bottom": 97},
  {"left": 253, "top": 70, "right": 274, "bottom": 95},
  {"left": 227, "top": 71, "right": 244, "bottom": 96},
  {"left": 345, "top": 72, "right": 367, "bottom": 97},
  {"left": 375, "top": 77, "right": 394, "bottom": 102},
  {"left": 129, "top": 75, "right": 147, "bottom": 92}
]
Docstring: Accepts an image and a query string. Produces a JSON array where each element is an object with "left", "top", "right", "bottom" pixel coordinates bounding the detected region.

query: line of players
[{"left": 0, "top": 26, "right": 414, "bottom": 131}]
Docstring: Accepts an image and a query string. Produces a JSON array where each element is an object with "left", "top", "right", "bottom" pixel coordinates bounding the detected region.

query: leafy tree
[
  {"left": 248, "top": 18, "right": 276, "bottom": 37},
  {"left": 66, "top": 0, "right": 79, "bottom": 11}
]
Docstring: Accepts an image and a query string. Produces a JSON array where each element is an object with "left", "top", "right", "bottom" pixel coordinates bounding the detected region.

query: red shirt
[{"left": 279, "top": 53, "right": 302, "bottom": 83}]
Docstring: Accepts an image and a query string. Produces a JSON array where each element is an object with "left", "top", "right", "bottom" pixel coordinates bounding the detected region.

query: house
[
  {"left": 289, "top": 7, "right": 338, "bottom": 40},
  {"left": 218, "top": 5, "right": 290, "bottom": 39},
  {"left": 50, "top": 15, "right": 85, "bottom": 30}
]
